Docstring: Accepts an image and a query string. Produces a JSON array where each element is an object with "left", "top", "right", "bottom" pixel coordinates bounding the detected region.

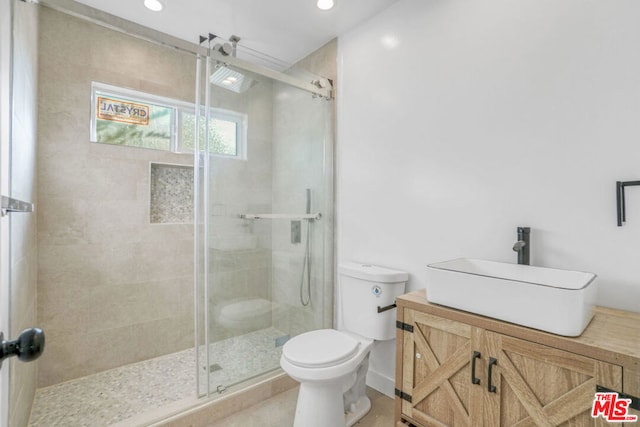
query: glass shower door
[{"left": 195, "top": 50, "right": 333, "bottom": 396}]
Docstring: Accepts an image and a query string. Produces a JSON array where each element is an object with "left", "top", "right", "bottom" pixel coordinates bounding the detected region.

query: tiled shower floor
[{"left": 28, "top": 327, "right": 286, "bottom": 426}]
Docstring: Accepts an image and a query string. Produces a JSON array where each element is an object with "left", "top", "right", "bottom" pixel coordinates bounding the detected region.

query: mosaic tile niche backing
[{"left": 150, "top": 163, "right": 194, "bottom": 224}]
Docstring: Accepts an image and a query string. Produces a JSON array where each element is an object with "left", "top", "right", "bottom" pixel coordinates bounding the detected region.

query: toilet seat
[{"left": 283, "top": 329, "right": 360, "bottom": 368}]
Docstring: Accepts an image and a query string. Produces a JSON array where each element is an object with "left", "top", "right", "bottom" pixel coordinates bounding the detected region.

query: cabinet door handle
[
  {"left": 471, "top": 351, "right": 481, "bottom": 385},
  {"left": 488, "top": 357, "right": 497, "bottom": 393}
]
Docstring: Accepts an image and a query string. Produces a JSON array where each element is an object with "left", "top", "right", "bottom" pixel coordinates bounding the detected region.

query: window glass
[
  {"left": 95, "top": 93, "right": 172, "bottom": 151},
  {"left": 211, "top": 118, "right": 238, "bottom": 156},
  {"left": 179, "top": 112, "right": 200, "bottom": 152},
  {"left": 179, "top": 111, "right": 244, "bottom": 157}
]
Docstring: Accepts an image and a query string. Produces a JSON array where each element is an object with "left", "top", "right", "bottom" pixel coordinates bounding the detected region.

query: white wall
[{"left": 337, "top": 0, "right": 640, "bottom": 395}]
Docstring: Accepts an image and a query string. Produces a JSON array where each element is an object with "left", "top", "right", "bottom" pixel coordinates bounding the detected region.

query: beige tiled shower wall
[
  {"left": 271, "top": 40, "right": 336, "bottom": 336},
  {"left": 206, "top": 78, "right": 275, "bottom": 342},
  {"left": 294, "top": 39, "right": 336, "bottom": 332},
  {"left": 9, "top": 2, "right": 39, "bottom": 426},
  {"left": 36, "top": 8, "right": 195, "bottom": 387}
]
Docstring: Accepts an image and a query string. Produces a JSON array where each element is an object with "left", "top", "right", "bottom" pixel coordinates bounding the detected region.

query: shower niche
[{"left": 150, "top": 163, "right": 194, "bottom": 224}]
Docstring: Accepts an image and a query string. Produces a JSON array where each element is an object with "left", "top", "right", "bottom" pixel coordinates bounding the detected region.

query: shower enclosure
[
  {"left": 5, "top": 1, "right": 334, "bottom": 423},
  {"left": 194, "top": 47, "right": 334, "bottom": 396}
]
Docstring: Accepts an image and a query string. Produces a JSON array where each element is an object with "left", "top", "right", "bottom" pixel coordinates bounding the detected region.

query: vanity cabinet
[{"left": 395, "top": 290, "right": 640, "bottom": 427}]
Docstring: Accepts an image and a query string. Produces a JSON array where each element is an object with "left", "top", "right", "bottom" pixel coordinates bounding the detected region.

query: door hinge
[
  {"left": 596, "top": 385, "right": 640, "bottom": 411},
  {"left": 395, "top": 388, "right": 413, "bottom": 403},
  {"left": 396, "top": 321, "right": 414, "bottom": 333}
]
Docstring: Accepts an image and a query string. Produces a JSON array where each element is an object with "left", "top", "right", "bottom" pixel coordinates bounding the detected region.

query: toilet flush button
[{"left": 372, "top": 286, "right": 382, "bottom": 297}]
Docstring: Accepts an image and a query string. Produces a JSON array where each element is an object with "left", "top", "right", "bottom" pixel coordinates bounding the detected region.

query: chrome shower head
[
  {"left": 209, "top": 35, "right": 258, "bottom": 93},
  {"left": 210, "top": 63, "right": 258, "bottom": 94}
]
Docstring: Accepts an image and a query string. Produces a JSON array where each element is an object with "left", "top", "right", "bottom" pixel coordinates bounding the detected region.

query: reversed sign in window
[
  {"left": 97, "top": 96, "right": 150, "bottom": 126},
  {"left": 92, "top": 89, "right": 173, "bottom": 151}
]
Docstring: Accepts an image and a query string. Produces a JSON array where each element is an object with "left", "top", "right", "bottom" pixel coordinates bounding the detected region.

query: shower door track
[{"left": 208, "top": 50, "right": 332, "bottom": 100}]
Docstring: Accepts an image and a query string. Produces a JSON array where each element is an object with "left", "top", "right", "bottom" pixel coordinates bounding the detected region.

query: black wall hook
[{"left": 616, "top": 181, "right": 640, "bottom": 226}]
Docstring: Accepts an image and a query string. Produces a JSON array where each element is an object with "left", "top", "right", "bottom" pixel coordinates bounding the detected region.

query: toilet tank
[{"left": 339, "top": 262, "right": 408, "bottom": 341}]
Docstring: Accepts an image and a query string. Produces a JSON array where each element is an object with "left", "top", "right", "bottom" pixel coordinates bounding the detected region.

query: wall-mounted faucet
[{"left": 512, "top": 227, "right": 530, "bottom": 265}]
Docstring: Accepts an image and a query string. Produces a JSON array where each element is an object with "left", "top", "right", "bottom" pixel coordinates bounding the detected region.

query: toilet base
[
  {"left": 345, "top": 395, "right": 371, "bottom": 427},
  {"left": 293, "top": 381, "right": 346, "bottom": 427},
  {"left": 292, "top": 383, "right": 372, "bottom": 427}
]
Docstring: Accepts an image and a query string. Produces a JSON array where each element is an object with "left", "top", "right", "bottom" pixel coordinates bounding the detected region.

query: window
[
  {"left": 179, "top": 109, "right": 246, "bottom": 158},
  {"left": 91, "top": 82, "right": 247, "bottom": 159},
  {"left": 93, "top": 92, "right": 173, "bottom": 151}
]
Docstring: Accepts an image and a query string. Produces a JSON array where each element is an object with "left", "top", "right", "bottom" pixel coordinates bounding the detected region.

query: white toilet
[{"left": 280, "top": 262, "right": 408, "bottom": 427}]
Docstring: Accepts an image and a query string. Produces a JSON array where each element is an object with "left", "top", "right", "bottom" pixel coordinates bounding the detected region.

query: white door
[{"left": 0, "top": 1, "right": 14, "bottom": 426}]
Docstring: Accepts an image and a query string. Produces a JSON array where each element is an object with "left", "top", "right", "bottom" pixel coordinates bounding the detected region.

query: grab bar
[
  {"left": 1, "top": 196, "right": 34, "bottom": 217},
  {"left": 240, "top": 213, "right": 321, "bottom": 220}
]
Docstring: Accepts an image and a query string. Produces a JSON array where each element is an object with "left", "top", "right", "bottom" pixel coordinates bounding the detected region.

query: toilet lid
[{"left": 282, "top": 329, "right": 360, "bottom": 368}]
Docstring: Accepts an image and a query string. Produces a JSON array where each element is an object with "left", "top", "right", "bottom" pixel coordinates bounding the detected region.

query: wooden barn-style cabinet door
[
  {"left": 483, "top": 331, "right": 623, "bottom": 427},
  {"left": 399, "top": 309, "right": 484, "bottom": 426}
]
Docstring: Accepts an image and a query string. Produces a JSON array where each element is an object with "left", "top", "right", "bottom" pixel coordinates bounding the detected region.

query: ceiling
[{"left": 73, "top": 0, "right": 399, "bottom": 66}]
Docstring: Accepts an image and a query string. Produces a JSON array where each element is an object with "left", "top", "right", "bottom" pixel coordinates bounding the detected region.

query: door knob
[{"left": 0, "top": 328, "right": 45, "bottom": 369}]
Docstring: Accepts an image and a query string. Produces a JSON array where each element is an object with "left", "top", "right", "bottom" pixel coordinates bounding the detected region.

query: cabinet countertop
[{"left": 397, "top": 289, "right": 640, "bottom": 371}]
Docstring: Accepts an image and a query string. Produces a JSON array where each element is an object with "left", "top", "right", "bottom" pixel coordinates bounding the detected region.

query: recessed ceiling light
[
  {"left": 317, "top": 0, "right": 335, "bottom": 11},
  {"left": 144, "top": 0, "right": 163, "bottom": 12}
]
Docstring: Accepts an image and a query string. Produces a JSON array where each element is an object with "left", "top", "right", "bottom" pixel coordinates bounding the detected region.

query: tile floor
[
  {"left": 29, "top": 328, "right": 286, "bottom": 426},
  {"left": 206, "top": 386, "right": 395, "bottom": 427},
  {"left": 28, "top": 325, "right": 395, "bottom": 426}
]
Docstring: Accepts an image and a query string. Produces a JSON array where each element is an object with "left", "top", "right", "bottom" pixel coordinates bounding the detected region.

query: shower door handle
[
  {"left": 0, "top": 328, "right": 45, "bottom": 370},
  {"left": 1, "top": 195, "right": 34, "bottom": 217}
]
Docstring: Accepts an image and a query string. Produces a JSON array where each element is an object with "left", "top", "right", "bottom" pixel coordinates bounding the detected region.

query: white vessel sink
[{"left": 425, "top": 258, "right": 598, "bottom": 336}]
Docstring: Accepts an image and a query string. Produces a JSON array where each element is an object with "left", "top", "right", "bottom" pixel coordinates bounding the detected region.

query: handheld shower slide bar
[{"left": 240, "top": 213, "right": 321, "bottom": 220}]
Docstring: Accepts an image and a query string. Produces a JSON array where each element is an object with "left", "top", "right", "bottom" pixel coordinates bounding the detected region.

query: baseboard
[{"left": 365, "top": 369, "right": 395, "bottom": 398}]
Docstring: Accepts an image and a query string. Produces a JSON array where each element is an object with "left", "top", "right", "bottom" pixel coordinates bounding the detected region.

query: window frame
[{"left": 90, "top": 82, "right": 247, "bottom": 159}]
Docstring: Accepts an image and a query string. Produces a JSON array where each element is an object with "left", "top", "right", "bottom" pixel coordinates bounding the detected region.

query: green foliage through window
[{"left": 180, "top": 113, "right": 238, "bottom": 156}]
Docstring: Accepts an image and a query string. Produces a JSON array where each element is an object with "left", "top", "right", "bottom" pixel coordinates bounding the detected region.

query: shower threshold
[{"left": 28, "top": 327, "right": 286, "bottom": 426}]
